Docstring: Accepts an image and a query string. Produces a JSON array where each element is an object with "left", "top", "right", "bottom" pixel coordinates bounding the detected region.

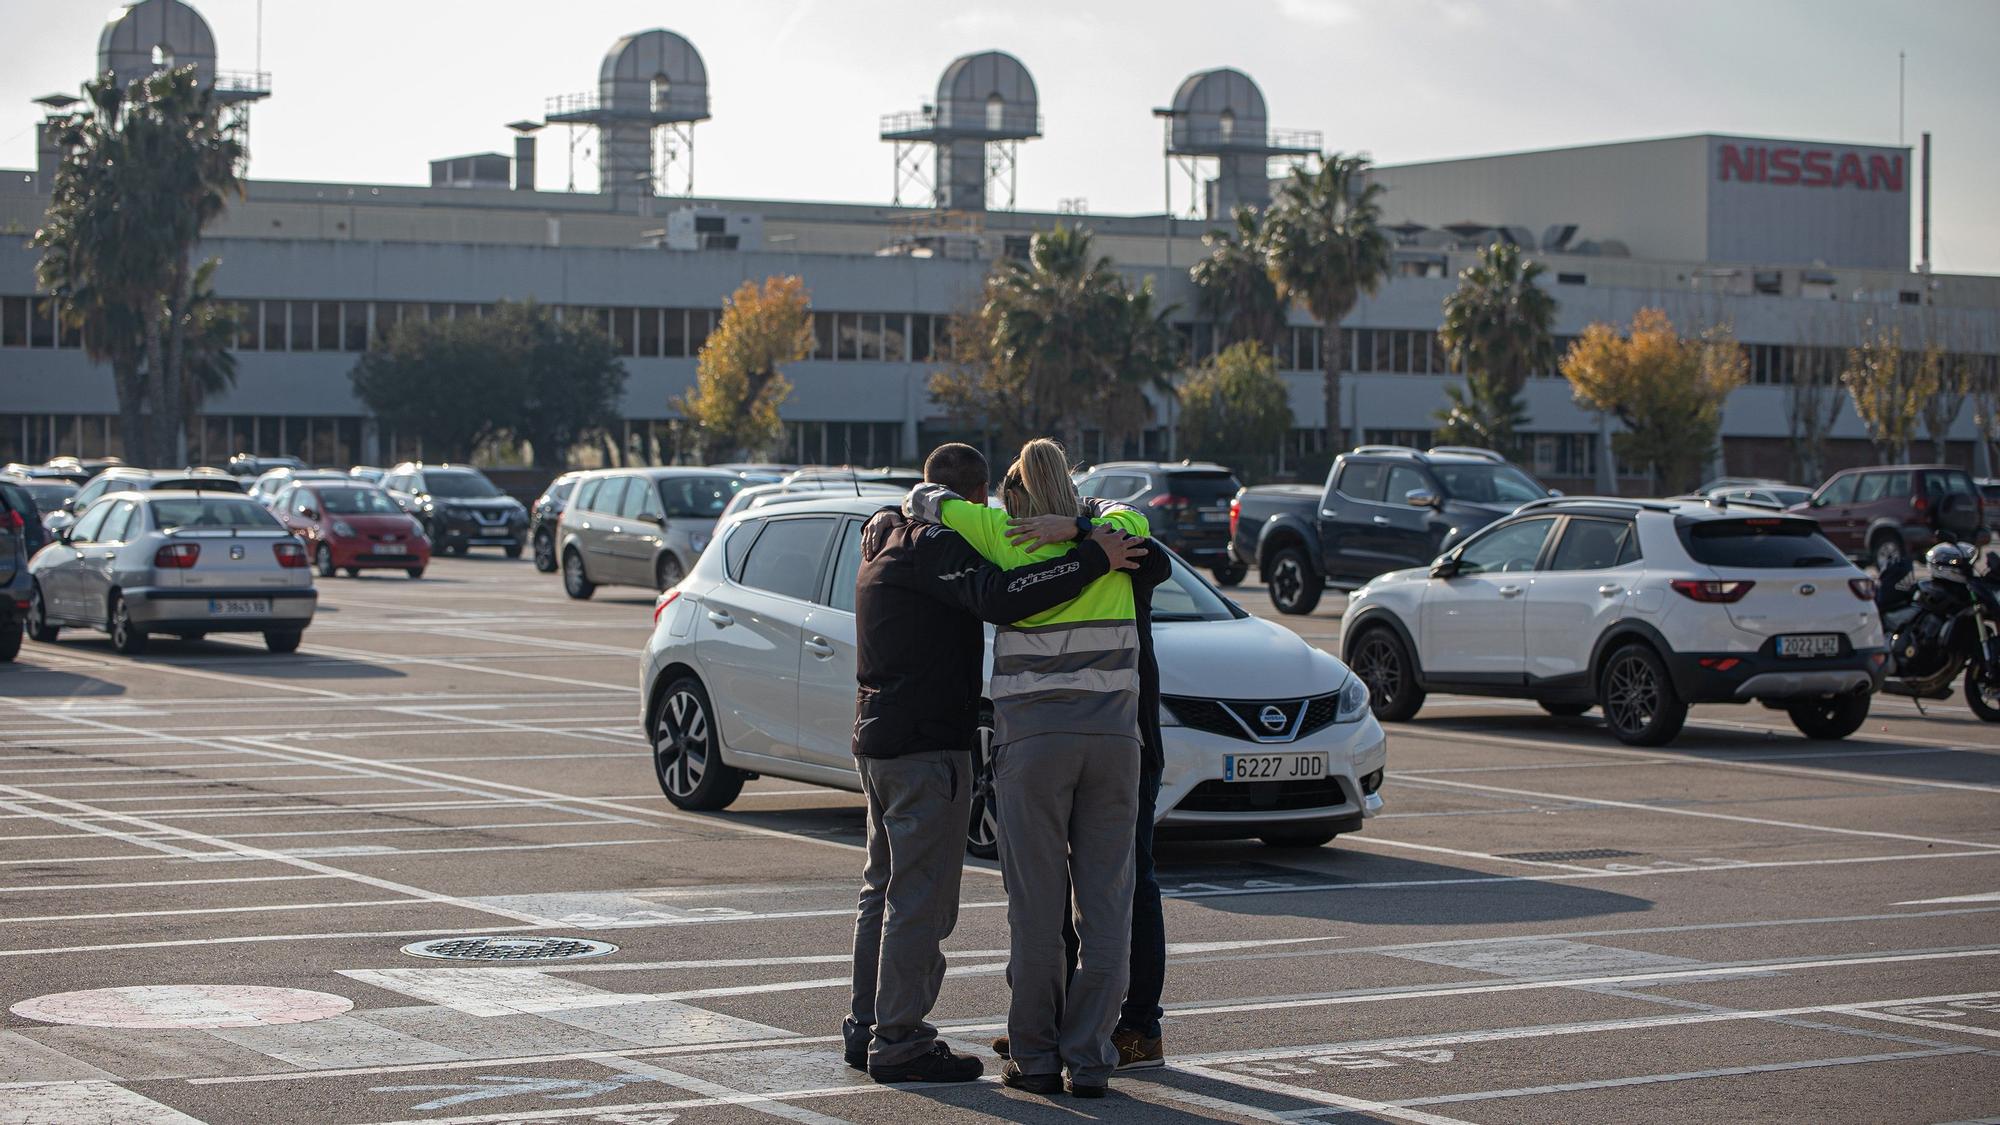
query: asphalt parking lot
[{"left": 2, "top": 554, "right": 1997, "bottom": 1125}]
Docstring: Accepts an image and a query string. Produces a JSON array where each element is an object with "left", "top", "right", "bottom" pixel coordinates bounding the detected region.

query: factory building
[{"left": 3, "top": 0, "right": 1996, "bottom": 490}]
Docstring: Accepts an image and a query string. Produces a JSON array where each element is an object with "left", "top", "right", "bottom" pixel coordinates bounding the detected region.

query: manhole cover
[
  {"left": 1498, "top": 848, "right": 1642, "bottom": 862},
  {"left": 401, "top": 936, "right": 618, "bottom": 962}
]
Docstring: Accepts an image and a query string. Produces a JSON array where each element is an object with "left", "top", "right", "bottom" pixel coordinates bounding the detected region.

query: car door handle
[
  {"left": 706, "top": 610, "right": 734, "bottom": 628},
  {"left": 1598, "top": 583, "right": 1622, "bottom": 597},
  {"left": 1372, "top": 515, "right": 1391, "bottom": 525},
  {"left": 1497, "top": 585, "right": 1523, "bottom": 598},
  {"left": 804, "top": 636, "right": 835, "bottom": 659}
]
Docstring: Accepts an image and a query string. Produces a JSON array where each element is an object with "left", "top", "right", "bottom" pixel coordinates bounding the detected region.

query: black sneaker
[
  {"left": 1000, "top": 1060, "right": 1063, "bottom": 1095},
  {"left": 841, "top": 1017, "right": 870, "bottom": 1072},
  {"left": 1066, "top": 1076, "right": 1108, "bottom": 1099},
  {"left": 869, "top": 1042, "right": 984, "bottom": 1084}
]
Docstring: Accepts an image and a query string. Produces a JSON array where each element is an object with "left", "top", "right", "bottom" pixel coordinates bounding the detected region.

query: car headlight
[
  {"left": 1334, "top": 675, "right": 1371, "bottom": 722},
  {"left": 1158, "top": 700, "right": 1183, "bottom": 727},
  {"left": 331, "top": 520, "right": 355, "bottom": 537},
  {"left": 689, "top": 531, "right": 712, "bottom": 554}
]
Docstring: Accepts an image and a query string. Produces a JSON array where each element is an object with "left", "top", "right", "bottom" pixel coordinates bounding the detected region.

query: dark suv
[
  {"left": 530, "top": 471, "right": 585, "bottom": 573},
  {"left": 0, "top": 484, "right": 31, "bottom": 660},
  {"left": 1790, "top": 464, "right": 1984, "bottom": 570},
  {"left": 382, "top": 463, "right": 528, "bottom": 557},
  {"left": 1232, "top": 446, "right": 1552, "bottom": 614},
  {"left": 1075, "top": 461, "right": 1246, "bottom": 584}
]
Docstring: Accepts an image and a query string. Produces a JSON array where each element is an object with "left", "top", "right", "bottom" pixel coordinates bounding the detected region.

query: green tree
[
  {"left": 350, "top": 315, "right": 520, "bottom": 463},
  {"left": 506, "top": 302, "right": 627, "bottom": 469},
  {"left": 1263, "top": 154, "right": 1391, "bottom": 450},
  {"left": 1190, "top": 206, "right": 1285, "bottom": 352},
  {"left": 1841, "top": 323, "right": 1938, "bottom": 464},
  {"left": 34, "top": 67, "right": 245, "bottom": 465},
  {"left": 1178, "top": 342, "right": 1294, "bottom": 478},
  {"left": 1434, "top": 242, "right": 1556, "bottom": 457},
  {"left": 1560, "top": 309, "right": 1747, "bottom": 494},
  {"left": 175, "top": 259, "right": 245, "bottom": 422},
  {"left": 930, "top": 225, "right": 1179, "bottom": 455},
  {"left": 674, "top": 277, "right": 814, "bottom": 462}
]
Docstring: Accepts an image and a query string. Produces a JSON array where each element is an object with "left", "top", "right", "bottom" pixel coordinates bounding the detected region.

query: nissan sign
[{"left": 1718, "top": 143, "right": 1904, "bottom": 192}]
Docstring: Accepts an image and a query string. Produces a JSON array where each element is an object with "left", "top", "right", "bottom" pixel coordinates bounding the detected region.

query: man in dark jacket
[{"left": 846, "top": 442, "right": 1146, "bottom": 1085}]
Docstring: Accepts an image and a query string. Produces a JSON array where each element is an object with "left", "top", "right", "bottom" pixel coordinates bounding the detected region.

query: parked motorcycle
[{"left": 1875, "top": 540, "right": 2000, "bottom": 720}]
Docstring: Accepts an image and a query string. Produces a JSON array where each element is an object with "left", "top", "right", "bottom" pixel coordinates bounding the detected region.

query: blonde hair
[{"left": 1000, "top": 438, "right": 1080, "bottom": 519}]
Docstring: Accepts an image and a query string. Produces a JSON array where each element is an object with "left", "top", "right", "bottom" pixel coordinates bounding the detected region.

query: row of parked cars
[{"left": 1228, "top": 444, "right": 1994, "bottom": 746}]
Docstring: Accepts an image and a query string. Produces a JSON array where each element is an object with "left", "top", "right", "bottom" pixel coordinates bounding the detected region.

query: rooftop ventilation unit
[
  {"left": 546, "top": 29, "right": 710, "bottom": 198},
  {"left": 429, "top": 153, "right": 511, "bottom": 190},
  {"left": 1157, "top": 67, "right": 1319, "bottom": 219},
  {"left": 645, "top": 208, "right": 762, "bottom": 251},
  {"left": 880, "top": 51, "right": 1042, "bottom": 212}
]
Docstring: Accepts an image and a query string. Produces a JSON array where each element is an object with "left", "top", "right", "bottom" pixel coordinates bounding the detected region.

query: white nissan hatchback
[
  {"left": 640, "top": 496, "right": 1388, "bottom": 854},
  {"left": 1341, "top": 497, "right": 1887, "bottom": 745}
]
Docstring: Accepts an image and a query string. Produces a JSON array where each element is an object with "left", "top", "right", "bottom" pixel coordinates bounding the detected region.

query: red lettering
[
  {"left": 1833, "top": 152, "right": 1866, "bottom": 188},
  {"left": 1801, "top": 150, "right": 1833, "bottom": 186},
  {"left": 1869, "top": 154, "right": 1903, "bottom": 192},
  {"left": 1768, "top": 148, "right": 1800, "bottom": 185},
  {"left": 1718, "top": 144, "right": 1757, "bottom": 183}
]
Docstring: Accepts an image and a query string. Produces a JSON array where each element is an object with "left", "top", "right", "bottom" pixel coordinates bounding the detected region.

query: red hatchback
[{"left": 276, "top": 482, "right": 431, "bottom": 578}]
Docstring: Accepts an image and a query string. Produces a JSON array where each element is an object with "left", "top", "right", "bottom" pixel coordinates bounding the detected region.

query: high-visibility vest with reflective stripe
[{"left": 931, "top": 494, "right": 1149, "bottom": 744}]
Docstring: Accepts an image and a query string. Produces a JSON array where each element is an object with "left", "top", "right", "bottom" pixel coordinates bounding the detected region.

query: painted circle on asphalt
[{"left": 10, "top": 984, "right": 353, "bottom": 1029}]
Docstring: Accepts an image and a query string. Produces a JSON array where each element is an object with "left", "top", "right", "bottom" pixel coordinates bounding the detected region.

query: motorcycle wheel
[{"left": 1966, "top": 671, "right": 2000, "bottom": 722}]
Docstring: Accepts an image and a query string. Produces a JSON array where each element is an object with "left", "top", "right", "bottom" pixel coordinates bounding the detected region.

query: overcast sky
[{"left": 3, "top": 0, "right": 1996, "bottom": 274}]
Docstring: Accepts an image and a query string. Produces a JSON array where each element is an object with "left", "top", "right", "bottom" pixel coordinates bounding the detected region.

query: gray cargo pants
[
  {"left": 848, "top": 750, "right": 971, "bottom": 1066},
  {"left": 993, "top": 732, "right": 1139, "bottom": 1085}
]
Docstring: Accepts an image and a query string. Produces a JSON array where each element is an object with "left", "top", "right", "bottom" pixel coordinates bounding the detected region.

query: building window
[
  {"left": 233, "top": 299, "right": 259, "bottom": 350},
  {"left": 910, "top": 314, "right": 932, "bottom": 362},
  {"left": 2, "top": 296, "right": 25, "bottom": 348},
  {"left": 264, "top": 300, "right": 288, "bottom": 351},
  {"left": 612, "top": 307, "right": 637, "bottom": 356},
  {"left": 883, "top": 314, "right": 906, "bottom": 363},
  {"left": 638, "top": 307, "right": 661, "bottom": 357},
  {"left": 342, "top": 302, "right": 368, "bottom": 351},
  {"left": 314, "top": 301, "right": 338, "bottom": 352},
  {"left": 29, "top": 297, "right": 55, "bottom": 348},
  {"left": 1530, "top": 433, "right": 1598, "bottom": 478},
  {"left": 836, "top": 313, "right": 859, "bottom": 361},
  {"left": 812, "top": 312, "right": 836, "bottom": 360},
  {"left": 1556, "top": 272, "right": 1587, "bottom": 285},
  {"left": 289, "top": 301, "right": 313, "bottom": 351},
  {"left": 859, "top": 313, "right": 883, "bottom": 361},
  {"left": 664, "top": 309, "right": 688, "bottom": 357},
  {"left": 688, "top": 309, "right": 715, "bottom": 354}
]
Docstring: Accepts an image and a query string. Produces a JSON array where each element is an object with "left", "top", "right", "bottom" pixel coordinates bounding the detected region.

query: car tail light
[
  {"left": 154, "top": 543, "right": 200, "bottom": 568},
  {"left": 1, "top": 509, "right": 21, "bottom": 531},
  {"left": 1698, "top": 657, "right": 1742, "bottom": 671},
  {"left": 1229, "top": 497, "right": 1240, "bottom": 539},
  {"left": 1671, "top": 579, "right": 1755, "bottom": 603},
  {"left": 1912, "top": 493, "right": 1929, "bottom": 514},
  {"left": 1849, "top": 577, "right": 1877, "bottom": 600},
  {"left": 273, "top": 541, "right": 308, "bottom": 568},
  {"left": 653, "top": 588, "right": 680, "bottom": 625},
  {"left": 1148, "top": 494, "right": 1190, "bottom": 510}
]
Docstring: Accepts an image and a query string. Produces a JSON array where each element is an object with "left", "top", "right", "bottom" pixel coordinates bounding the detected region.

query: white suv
[{"left": 1340, "top": 497, "right": 1886, "bottom": 745}]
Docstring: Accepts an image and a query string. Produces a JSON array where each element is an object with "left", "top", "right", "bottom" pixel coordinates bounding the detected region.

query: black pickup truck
[{"left": 1230, "top": 446, "right": 1553, "bottom": 614}]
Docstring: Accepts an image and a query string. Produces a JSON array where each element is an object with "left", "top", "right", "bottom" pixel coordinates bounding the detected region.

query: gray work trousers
[
  {"left": 993, "top": 732, "right": 1139, "bottom": 1085},
  {"left": 848, "top": 750, "right": 971, "bottom": 1066}
]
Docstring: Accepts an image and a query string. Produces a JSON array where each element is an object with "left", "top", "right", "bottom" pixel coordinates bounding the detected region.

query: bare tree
[
  {"left": 1842, "top": 320, "right": 1938, "bottom": 465},
  {"left": 1918, "top": 311, "right": 1971, "bottom": 465},
  {"left": 1784, "top": 313, "right": 1845, "bottom": 483}
]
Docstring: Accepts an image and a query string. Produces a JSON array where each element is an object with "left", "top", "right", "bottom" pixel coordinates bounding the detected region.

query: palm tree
[
  {"left": 1434, "top": 242, "right": 1558, "bottom": 457},
  {"left": 1191, "top": 206, "right": 1285, "bottom": 353},
  {"left": 35, "top": 67, "right": 245, "bottom": 464},
  {"left": 177, "top": 259, "right": 243, "bottom": 420},
  {"left": 1263, "top": 154, "right": 1391, "bottom": 450}
]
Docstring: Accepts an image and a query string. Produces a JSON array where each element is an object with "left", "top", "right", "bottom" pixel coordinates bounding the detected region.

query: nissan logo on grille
[{"left": 1258, "top": 705, "right": 1288, "bottom": 733}]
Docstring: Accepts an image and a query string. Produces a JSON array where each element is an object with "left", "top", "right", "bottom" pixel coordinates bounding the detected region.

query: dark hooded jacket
[{"left": 852, "top": 507, "right": 1113, "bottom": 759}]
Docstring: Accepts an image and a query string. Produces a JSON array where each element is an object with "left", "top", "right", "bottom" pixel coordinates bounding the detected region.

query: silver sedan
[{"left": 26, "top": 491, "right": 317, "bottom": 655}]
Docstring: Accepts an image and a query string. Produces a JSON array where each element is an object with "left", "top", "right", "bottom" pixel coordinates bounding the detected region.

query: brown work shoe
[
  {"left": 1112, "top": 1027, "right": 1164, "bottom": 1070},
  {"left": 991, "top": 1035, "right": 1010, "bottom": 1059}
]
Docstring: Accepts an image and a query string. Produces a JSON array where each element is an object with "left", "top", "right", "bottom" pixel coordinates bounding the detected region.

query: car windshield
[
  {"left": 1151, "top": 556, "right": 1244, "bottom": 622},
  {"left": 1164, "top": 471, "right": 1241, "bottom": 505},
  {"left": 1681, "top": 518, "right": 1845, "bottom": 568},
  {"left": 318, "top": 488, "right": 401, "bottom": 515},
  {"left": 661, "top": 474, "right": 746, "bottom": 519},
  {"left": 156, "top": 477, "right": 245, "bottom": 493},
  {"left": 151, "top": 497, "right": 283, "bottom": 531},
  {"left": 1431, "top": 463, "right": 1547, "bottom": 504},
  {"left": 425, "top": 472, "right": 502, "bottom": 499},
  {"left": 19, "top": 482, "right": 76, "bottom": 508}
]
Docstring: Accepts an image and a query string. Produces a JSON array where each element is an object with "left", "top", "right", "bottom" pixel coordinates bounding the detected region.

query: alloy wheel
[
  {"left": 533, "top": 532, "right": 555, "bottom": 572},
  {"left": 1272, "top": 558, "right": 1302, "bottom": 605},
  {"left": 656, "top": 555, "right": 685, "bottom": 593},
  {"left": 1354, "top": 634, "right": 1402, "bottom": 705},
  {"left": 967, "top": 720, "right": 999, "bottom": 857},
  {"left": 653, "top": 689, "right": 710, "bottom": 798},
  {"left": 1604, "top": 654, "right": 1660, "bottom": 736},
  {"left": 1873, "top": 536, "right": 1904, "bottom": 572},
  {"left": 316, "top": 543, "right": 335, "bottom": 577}
]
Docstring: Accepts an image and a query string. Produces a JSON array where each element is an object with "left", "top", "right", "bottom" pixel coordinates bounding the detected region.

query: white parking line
[
  {"left": 1173, "top": 1062, "right": 1478, "bottom": 1125},
  {"left": 1389, "top": 1047, "right": 1981, "bottom": 1107}
]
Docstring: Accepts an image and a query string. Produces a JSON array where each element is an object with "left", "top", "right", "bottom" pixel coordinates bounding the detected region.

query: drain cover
[
  {"left": 1498, "top": 848, "right": 1642, "bottom": 862},
  {"left": 401, "top": 936, "right": 618, "bottom": 962}
]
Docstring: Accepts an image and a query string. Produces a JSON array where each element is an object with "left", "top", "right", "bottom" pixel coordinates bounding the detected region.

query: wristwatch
[{"left": 1074, "top": 515, "right": 1094, "bottom": 541}]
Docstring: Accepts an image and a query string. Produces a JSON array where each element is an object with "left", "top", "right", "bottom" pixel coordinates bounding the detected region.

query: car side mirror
[
  {"left": 1549, "top": 488, "right": 1565, "bottom": 498},
  {"left": 299, "top": 506, "right": 318, "bottom": 520},
  {"left": 1405, "top": 488, "right": 1439, "bottom": 508},
  {"left": 1429, "top": 554, "right": 1460, "bottom": 579}
]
